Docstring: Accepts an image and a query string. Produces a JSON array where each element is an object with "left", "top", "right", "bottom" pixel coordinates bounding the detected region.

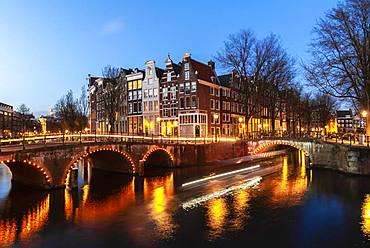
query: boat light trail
[
  {"left": 181, "top": 165, "right": 260, "bottom": 188},
  {"left": 181, "top": 176, "right": 262, "bottom": 210}
]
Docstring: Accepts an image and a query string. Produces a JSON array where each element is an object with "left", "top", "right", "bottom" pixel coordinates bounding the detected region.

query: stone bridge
[
  {"left": 0, "top": 141, "right": 248, "bottom": 189},
  {"left": 2, "top": 136, "right": 370, "bottom": 190},
  {"left": 252, "top": 139, "right": 370, "bottom": 176}
]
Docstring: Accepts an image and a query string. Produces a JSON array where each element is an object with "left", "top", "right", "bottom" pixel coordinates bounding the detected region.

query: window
[
  {"left": 148, "top": 67, "right": 153, "bottom": 75},
  {"left": 185, "top": 82, "right": 191, "bottom": 94},
  {"left": 133, "top": 81, "right": 137, "bottom": 89},
  {"left": 149, "top": 101, "right": 153, "bottom": 111},
  {"left": 144, "top": 101, "right": 148, "bottom": 111},
  {"left": 215, "top": 88, "right": 220, "bottom": 96},
  {"left": 170, "top": 86, "right": 176, "bottom": 99},
  {"left": 137, "top": 80, "right": 142, "bottom": 89},
  {"left": 163, "top": 88, "right": 168, "bottom": 100},
  {"left": 128, "top": 103, "right": 132, "bottom": 114},
  {"left": 138, "top": 103, "right": 142, "bottom": 112},
  {"left": 179, "top": 83, "right": 184, "bottom": 93},
  {"left": 154, "top": 101, "right": 158, "bottom": 110},
  {"left": 210, "top": 87, "right": 214, "bottom": 95},
  {"left": 154, "top": 88, "right": 158, "bottom": 97},
  {"left": 144, "top": 89, "right": 148, "bottom": 98},
  {"left": 191, "top": 96, "right": 197, "bottom": 108},
  {"left": 210, "top": 99, "right": 214, "bottom": 110},
  {"left": 133, "top": 91, "right": 137, "bottom": 100},
  {"left": 128, "top": 81, "right": 133, "bottom": 90},
  {"left": 186, "top": 97, "right": 191, "bottom": 108},
  {"left": 216, "top": 100, "right": 220, "bottom": 110},
  {"left": 149, "top": 89, "right": 153, "bottom": 97},
  {"left": 128, "top": 92, "right": 132, "bottom": 101},
  {"left": 191, "top": 82, "right": 196, "bottom": 92},
  {"left": 133, "top": 102, "right": 137, "bottom": 113},
  {"left": 185, "top": 71, "right": 190, "bottom": 80},
  {"left": 138, "top": 90, "right": 142, "bottom": 99},
  {"left": 184, "top": 63, "right": 189, "bottom": 70},
  {"left": 167, "top": 72, "right": 172, "bottom": 82},
  {"left": 180, "top": 97, "right": 184, "bottom": 108}
]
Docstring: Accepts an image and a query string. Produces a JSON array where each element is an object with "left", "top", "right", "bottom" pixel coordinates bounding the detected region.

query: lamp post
[
  {"left": 257, "top": 123, "right": 262, "bottom": 139},
  {"left": 213, "top": 113, "right": 219, "bottom": 142},
  {"left": 238, "top": 117, "right": 243, "bottom": 140},
  {"left": 156, "top": 116, "right": 161, "bottom": 140},
  {"left": 361, "top": 110, "right": 368, "bottom": 144}
]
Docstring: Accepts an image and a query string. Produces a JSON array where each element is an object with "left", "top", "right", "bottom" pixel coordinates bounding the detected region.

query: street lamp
[
  {"left": 156, "top": 116, "right": 161, "bottom": 136},
  {"left": 238, "top": 117, "right": 243, "bottom": 139},
  {"left": 213, "top": 113, "right": 219, "bottom": 142},
  {"left": 362, "top": 110, "right": 368, "bottom": 118},
  {"left": 257, "top": 123, "right": 262, "bottom": 138}
]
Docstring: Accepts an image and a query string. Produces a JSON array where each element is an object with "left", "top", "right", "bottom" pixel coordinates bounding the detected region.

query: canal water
[{"left": 1, "top": 151, "right": 370, "bottom": 247}]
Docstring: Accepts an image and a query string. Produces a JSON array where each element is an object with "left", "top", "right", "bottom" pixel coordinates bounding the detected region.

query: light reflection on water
[{"left": 1, "top": 152, "right": 370, "bottom": 247}]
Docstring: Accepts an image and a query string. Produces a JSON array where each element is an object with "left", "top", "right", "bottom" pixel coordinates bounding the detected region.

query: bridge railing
[
  {"left": 246, "top": 131, "right": 370, "bottom": 147},
  {"left": 0, "top": 132, "right": 239, "bottom": 152}
]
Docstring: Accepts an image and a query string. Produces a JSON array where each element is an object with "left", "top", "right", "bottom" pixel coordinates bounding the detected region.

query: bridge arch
[
  {"left": 0, "top": 158, "right": 52, "bottom": 189},
  {"left": 253, "top": 140, "right": 310, "bottom": 157},
  {"left": 142, "top": 146, "right": 174, "bottom": 167},
  {"left": 62, "top": 147, "right": 136, "bottom": 186}
]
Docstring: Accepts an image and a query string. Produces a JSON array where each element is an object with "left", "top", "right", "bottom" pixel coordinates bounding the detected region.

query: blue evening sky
[{"left": 0, "top": 0, "right": 338, "bottom": 115}]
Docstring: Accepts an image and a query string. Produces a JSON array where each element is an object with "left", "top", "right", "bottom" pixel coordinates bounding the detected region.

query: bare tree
[
  {"left": 216, "top": 30, "right": 259, "bottom": 134},
  {"left": 254, "top": 34, "right": 296, "bottom": 133},
  {"left": 101, "top": 65, "right": 125, "bottom": 133},
  {"left": 304, "top": 0, "right": 370, "bottom": 133},
  {"left": 17, "top": 104, "right": 32, "bottom": 134},
  {"left": 216, "top": 30, "right": 295, "bottom": 134},
  {"left": 54, "top": 90, "right": 87, "bottom": 132}
]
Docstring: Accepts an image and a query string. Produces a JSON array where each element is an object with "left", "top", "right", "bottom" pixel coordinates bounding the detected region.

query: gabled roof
[
  {"left": 155, "top": 67, "right": 165, "bottom": 79},
  {"left": 218, "top": 74, "right": 232, "bottom": 87},
  {"left": 173, "top": 63, "right": 182, "bottom": 75},
  {"left": 190, "top": 59, "right": 218, "bottom": 84},
  {"left": 336, "top": 110, "right": 352, "bottom": 118}
]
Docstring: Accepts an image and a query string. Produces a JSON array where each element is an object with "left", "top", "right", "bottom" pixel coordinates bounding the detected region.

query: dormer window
[
  {"left": 167, "top": 72, "right": 172, "bottom": 82},
  {"left": 184, "top": 63, "right": 190, "bottom": 71}
]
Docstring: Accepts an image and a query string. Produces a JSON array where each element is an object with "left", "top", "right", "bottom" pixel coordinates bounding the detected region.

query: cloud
[{"left": 101, "top": 19, "right": 124, "bottom": 34}]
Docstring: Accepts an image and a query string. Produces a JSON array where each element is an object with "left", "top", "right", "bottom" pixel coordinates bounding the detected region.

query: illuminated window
[
  {"left": 137, "top": 80, "right": 142, "bottom": 88},
  {"left": 128, "top": 81, "right": 133, "bottom": 90},
  {"left": 133, "top": 81, "right": 137, "bottom": 89}
]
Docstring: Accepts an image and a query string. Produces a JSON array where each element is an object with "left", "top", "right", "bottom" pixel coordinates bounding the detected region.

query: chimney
[
  {"left": 183, "top": 52, "right": 191, "bottom": 59},
  {"left": 208, "top": 60, "right": 215, "bottom": 70}
]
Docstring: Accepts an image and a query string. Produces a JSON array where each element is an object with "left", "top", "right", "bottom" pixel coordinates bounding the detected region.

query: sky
[{"left": 0, "top": 0, "right": 339, "bottom": 116}]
